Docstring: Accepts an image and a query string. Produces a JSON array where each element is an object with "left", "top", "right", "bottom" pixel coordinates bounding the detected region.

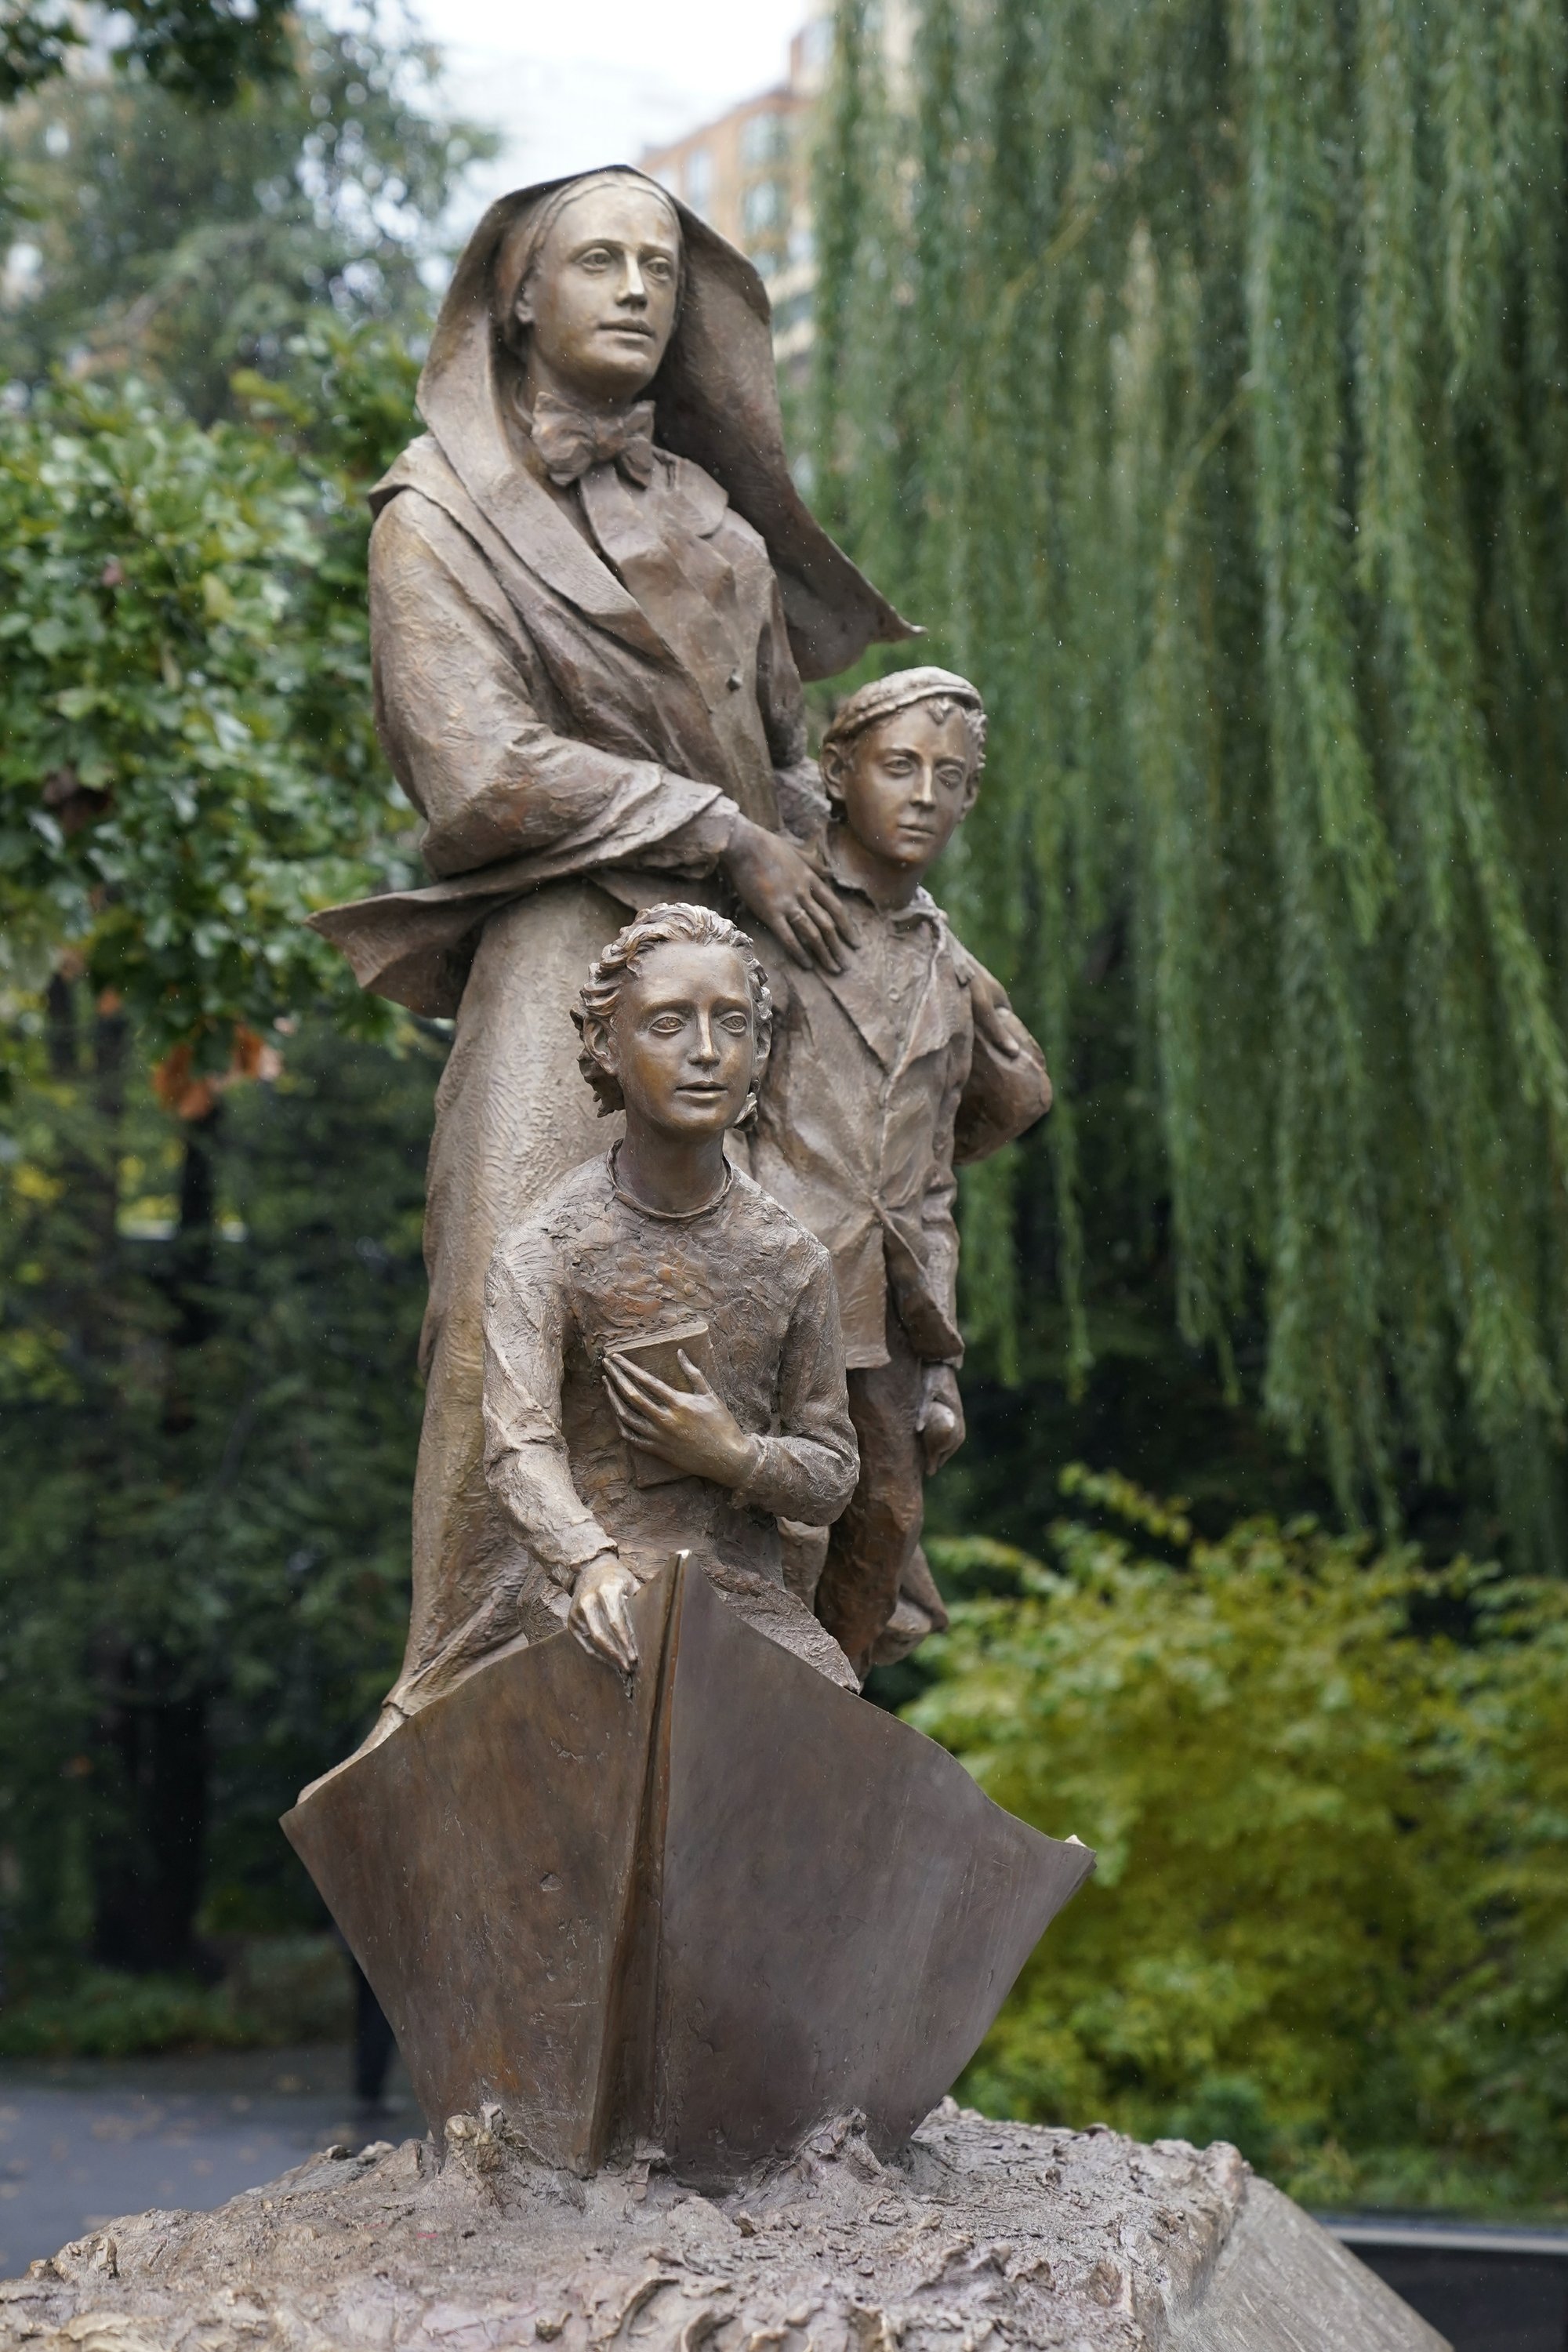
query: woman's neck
[
  {"left": 524, "top": 350, "right": 641, "bottom": 421},
  {"left": 614, "top": 1126, "right": 728, "bottom": 1217}
]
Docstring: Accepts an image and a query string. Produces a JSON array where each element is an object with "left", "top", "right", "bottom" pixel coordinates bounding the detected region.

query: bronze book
[{"left": 604, "top": 1319, "right": 718, "bottom": 1487}]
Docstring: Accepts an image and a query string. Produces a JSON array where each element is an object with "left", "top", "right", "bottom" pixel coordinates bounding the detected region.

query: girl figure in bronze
[
  {"left": 482, "top": 903, "right": 860, "bottom": 1695},
  {"left": 310, "top": 169, "right": 911, "bottom": 1728}
]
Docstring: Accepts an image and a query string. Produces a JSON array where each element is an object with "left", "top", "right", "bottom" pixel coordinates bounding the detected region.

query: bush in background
[
  {"left": 0, "top": 1934, "right": 352, "bottom": 2056},
  {"left": 0, "top": 314, "right": 440, "bottom": 1991},
  {"left": 920, "top": 1471, "right": 1568, "bottom": 2216},
  {"left": 0, "top": 1021, "right": 436, "bottom": 1987}
]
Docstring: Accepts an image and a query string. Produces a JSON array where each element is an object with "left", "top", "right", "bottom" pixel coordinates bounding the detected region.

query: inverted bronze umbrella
[{"left": 284, "top": 1555, "right": 1092, "bottom": 2187}]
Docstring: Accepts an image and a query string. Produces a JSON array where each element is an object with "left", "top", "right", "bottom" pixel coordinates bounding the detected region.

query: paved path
[{"left": 0, "top": 2045, "right": 421, "bottom": 2278}]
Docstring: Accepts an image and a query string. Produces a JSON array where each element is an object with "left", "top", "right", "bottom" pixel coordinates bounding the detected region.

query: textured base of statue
[
  {"left": 1, "top": 2105, "right": 1448, "bottom": 2352},
  {"left": 283, "top": 1556, "right": 1091, "bottom": 2187}
]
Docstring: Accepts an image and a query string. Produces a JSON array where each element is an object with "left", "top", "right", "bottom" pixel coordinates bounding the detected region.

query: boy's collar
[{"left": 822, "top": 824, "right": 942, "bottom": 922}]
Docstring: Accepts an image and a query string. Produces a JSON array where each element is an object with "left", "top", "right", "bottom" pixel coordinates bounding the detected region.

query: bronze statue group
[{"left": 309, "top": 167, "right": 1051, "bottom": 1733}]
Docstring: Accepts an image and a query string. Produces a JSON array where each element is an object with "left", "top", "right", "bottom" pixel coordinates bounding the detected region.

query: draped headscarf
[{"left": 411, "top": 166, "right": 917, "bottom": 684}]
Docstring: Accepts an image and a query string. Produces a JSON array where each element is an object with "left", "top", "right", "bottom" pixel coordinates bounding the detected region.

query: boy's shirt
[{"left": 748, "top": 832, "right": 1050, "bottom": 1371}]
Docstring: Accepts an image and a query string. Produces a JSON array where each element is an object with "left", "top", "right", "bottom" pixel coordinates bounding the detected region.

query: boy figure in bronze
[
  {"left": 749, "top": 669, "right": 1052, "bottom": 1681},
  {"left": 481, "top": 903, "right": 860, "bottom": 1690}
]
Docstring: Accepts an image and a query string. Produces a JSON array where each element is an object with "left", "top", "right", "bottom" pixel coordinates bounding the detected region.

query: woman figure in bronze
[{"left": 311, "top": 168, "right": 912, "bottom": 1726}]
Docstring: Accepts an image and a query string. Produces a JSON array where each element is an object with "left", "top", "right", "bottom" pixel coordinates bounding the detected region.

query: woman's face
[{"left": 517, "top": 182, "right": 681, "bottom": 407}]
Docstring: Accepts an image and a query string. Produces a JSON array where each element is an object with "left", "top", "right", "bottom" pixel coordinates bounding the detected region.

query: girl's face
[{"left": 593, "top": 941, "right": 756, "bottom": 1139}]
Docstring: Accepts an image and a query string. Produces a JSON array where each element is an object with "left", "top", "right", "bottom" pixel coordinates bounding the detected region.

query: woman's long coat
[{"left": 332, "top": 432, "right": 829, "bottom": 1712}]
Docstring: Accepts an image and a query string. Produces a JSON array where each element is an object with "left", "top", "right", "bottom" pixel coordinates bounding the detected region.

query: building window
[
  {"left": 684, "top": 147, "right": 713, "bottom": 217},
  {"left": 742, "top": 178, "right": 785, "bottom": 239},
  {"left": 741, "top": 110, "right": 789, "bottom": 167},
  {"left": 800, "top": 18, "right": 834, "bottom": 77}
]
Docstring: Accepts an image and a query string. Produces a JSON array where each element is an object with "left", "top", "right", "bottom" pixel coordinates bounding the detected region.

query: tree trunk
[
  {"left": 90, "top": 1675, "right": 213, "bottom": 1976},
  {"left": 89, "top": 1091, "right": 222, "bottom": 1980}
]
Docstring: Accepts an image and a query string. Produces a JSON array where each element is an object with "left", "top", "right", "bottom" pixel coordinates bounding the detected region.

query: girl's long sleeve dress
[{"left": 476, "top": 1156, "right": 860, "bottom": 1693}]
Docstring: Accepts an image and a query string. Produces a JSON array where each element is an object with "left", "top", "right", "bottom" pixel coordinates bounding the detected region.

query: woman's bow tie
[{"left": 529, "top": 391, "right": 657, "bottom": 488}]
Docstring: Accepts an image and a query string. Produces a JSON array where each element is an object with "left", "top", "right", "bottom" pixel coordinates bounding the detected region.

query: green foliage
[
  {"left": 0, "top": 1011, "right": 438, "bottom": 1976},
  {"left": 0, "top": 1970, "right": 259, "bottom": 2058},
  {"left": 0, "top": 11, "right": 491, "bottom": 419},
  {"left": 0, "top": 2, "right": 78, "bottom": 103},
  {"left": 0, "top": 334, "right": 425, "bottom": 1067},
  {"left": 0, "top": 1935, "right": 353, "bottom": 2053},
  {"left": 0, "top": 3, "right": 478, "bottom": 1064},
  {"left": 814, "top": 0, "right": 1568, "bottom": 1555},
  {"left": 0, "top": 381, "right": 368, "bottom": 1057},
  {"left": 917, "top": 1477, "right": 1568, "bottom": 2212},
  {"left": 2, "top": 0, "right": 292, "bottom": 107},
  {"left": 101, "top": 0, "right": 294, "bottom": 103}
]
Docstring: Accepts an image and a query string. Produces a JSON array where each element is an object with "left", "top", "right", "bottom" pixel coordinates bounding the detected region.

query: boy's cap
[{"left": 820, "top": 666, "right": 985, "bottom": 761}]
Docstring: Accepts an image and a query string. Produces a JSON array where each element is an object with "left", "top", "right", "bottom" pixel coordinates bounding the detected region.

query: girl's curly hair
[{"left": 572, "top": 902, "right": 773, "bottom": 1119}]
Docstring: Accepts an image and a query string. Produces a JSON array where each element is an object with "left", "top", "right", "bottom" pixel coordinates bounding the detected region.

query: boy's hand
[
  {"left": 722, "top": 816, "right": 858, "bottom": 973},
  {"left": 568, "top": 1549, "right": 640, "bottom": 1674},
  {"left": 966, "top": 962, "right": 1025, "bottom": 1062},
  {"left": 604, "top": 1351, "right": 759, "bottom": 1489},
  {"left": 916, "top": 1362, "right": 966, "bottom": 1474}
]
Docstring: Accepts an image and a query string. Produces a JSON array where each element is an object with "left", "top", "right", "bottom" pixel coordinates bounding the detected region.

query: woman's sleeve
[
  {"left": 754, "top": 572, "right": 830, "bottom": 840},
  {"left": 482, "top": 1229, "right": 617, "bottom": 1588},
  {"left": 372, "top": 492, "right": 741, "bottom": 881},
  {"left": 732, "top": 1247, "right": 859, "bottom": 1524}
]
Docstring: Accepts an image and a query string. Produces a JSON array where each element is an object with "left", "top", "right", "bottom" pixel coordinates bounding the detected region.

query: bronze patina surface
[
  {"left": 280, "top": 176, "right": 1073, "bottom": 2195},
  {"left": 283, "top": 1554, "right": 1092, "bottom": 2186},
  {"left": 746, "top": 670, "right": 1053, "bottom": 1675},
  {"left": 302, "top": 169, "right": 1046, "bottom": 1723},
  {"left": 304, "top": 172, "right": 910, "bottom": 1728}
]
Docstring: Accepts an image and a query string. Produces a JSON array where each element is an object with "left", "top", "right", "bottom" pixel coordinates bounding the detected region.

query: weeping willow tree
[{"left": 812, "top": 0, "right": 1568, "bottom": 1555}]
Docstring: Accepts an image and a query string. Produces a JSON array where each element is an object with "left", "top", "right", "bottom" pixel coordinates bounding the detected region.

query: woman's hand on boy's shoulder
[{"left": 722, "top": 815, "right": 858, "bottom": 975}]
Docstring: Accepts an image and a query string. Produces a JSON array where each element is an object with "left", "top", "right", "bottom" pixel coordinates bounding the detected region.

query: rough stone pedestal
[{"left": 0, "top": 2103, "right": 1446, "bottom": 2352}]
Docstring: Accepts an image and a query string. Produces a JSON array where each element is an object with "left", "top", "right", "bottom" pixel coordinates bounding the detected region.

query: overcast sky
[{"left": 426, "top": 0, "right": 815, "bottom": 228}]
